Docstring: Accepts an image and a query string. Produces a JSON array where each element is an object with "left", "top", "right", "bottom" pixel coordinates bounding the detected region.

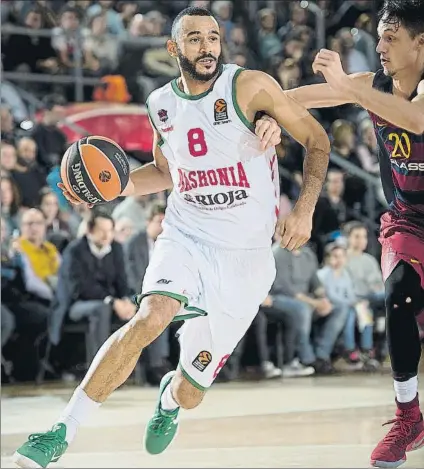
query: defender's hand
[
  {"left": 313, "top": 49, "right": 353, "bottom": 97},
  {"left": 278, "top": 208, "right": 313, "bottom": 251},
  {"left": 255, "top": 115, "right": 282, "bottom": 151}
]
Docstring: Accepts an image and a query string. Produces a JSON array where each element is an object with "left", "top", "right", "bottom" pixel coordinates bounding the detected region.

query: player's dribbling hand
[
  {"left": 277, "top": 208, "right": 313, "bottom": 251},
  {"left": 255, "top": 115, "right": 282, "bottom": 151},
  {"left": 57, "top": 183, "right": 94, "bottom": 208}
]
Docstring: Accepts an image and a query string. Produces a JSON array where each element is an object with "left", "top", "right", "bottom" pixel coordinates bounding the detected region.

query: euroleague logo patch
[
  {"left": 214, "top": 99, "right": 230, "bottom": 125},
  {"left": 99, "top": 170, "right": 111, "bottom": 182},
  {"left": 192, "top": 350, "right": 212, "bottom": 372}
]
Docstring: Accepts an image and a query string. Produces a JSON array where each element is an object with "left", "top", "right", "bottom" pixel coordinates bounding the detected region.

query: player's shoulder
[{"left": 146, "top": 81, "right": 174, "bottom": 110}]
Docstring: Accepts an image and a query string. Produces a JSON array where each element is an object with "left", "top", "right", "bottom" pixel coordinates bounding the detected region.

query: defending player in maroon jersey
[{"left": 287, "top": 1, "right": 424, "bottom": 467}]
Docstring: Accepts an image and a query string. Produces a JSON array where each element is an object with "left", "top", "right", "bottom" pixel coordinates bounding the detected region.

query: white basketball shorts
[{"left": 138, "top": 226, "right": 275, "bottom": 390}]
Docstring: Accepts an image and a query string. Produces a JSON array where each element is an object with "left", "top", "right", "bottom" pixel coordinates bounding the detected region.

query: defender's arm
[
  {"left": 286, "top": 72, "right": 374, "bottom": 109},
  {"left": 313, "top": 49, "right": 424, "bottom": 134}
]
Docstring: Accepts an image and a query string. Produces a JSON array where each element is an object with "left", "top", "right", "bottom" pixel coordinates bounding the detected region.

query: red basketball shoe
[{"left": 371, "top": 395, "right": 424, "bottom": 468}]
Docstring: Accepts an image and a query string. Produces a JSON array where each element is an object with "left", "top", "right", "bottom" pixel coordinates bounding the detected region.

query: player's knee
[
  {"left": 172, "top": 368, "right": 205, "bottom": 410},
  {"left": 130, "top": 294, "right": 180, "bottom": 346}
]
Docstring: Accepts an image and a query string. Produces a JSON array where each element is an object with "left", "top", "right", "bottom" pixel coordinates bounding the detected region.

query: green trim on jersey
[
  {"left": 171, "top": 65, "right": 224, "bottom": 100},
  {"left": 179, "top": 363, "right": 208, "bottom": 391},
  {"left": 145, "top": 100, "right": 165, "bottom": 147},
  {"left": 231, "top": 68, "right": 255, "bottom": 134}
]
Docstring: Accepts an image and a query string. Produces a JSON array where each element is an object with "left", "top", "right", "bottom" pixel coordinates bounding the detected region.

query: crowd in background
[{"left": 1, "top": 0, "right": 423, "bottom": 384}]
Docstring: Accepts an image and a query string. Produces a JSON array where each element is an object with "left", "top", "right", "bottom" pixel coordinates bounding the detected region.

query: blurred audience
[{"left": 50, "top": 211, "right": 135, "bottom": 359}]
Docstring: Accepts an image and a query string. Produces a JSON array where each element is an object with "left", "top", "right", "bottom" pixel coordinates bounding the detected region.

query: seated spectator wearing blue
[
  {"left": 124, "top": 201, "right": 172, "bottom": 384},
  {"left": 345, "top": 221, "right": 385, "bottom": 312},
  {"left": 318, "top": 243, "right": 380, "bottom": 370},
  {"left": 264, "top": 241, "right": 348, "bottom": 374},
  {"left": 50, "top": 211, "right": 136, "bottom": 358}
]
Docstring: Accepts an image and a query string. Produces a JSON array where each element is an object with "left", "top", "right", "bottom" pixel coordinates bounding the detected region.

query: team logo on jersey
[
  {"left": 192, "top": 351, "right": 212, "bottom": 372},
  {"left": 157, "top": 109, "right": 168, "bottom": 123},
  {"left": 213, "top": 99, "right": 231, "bottom": 125},
  {"left": 157, "top": 108, "right": 173, "bottom": 132}
]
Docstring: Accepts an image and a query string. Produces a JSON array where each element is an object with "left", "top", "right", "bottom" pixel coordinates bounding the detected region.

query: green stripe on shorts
[{"left": 179, "top": 363, "right": 208, "bottom": 392}]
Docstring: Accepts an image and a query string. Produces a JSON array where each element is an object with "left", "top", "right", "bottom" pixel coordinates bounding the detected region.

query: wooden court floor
[{"left": 2, "top": 374, "right": 424, "bottom": 468}]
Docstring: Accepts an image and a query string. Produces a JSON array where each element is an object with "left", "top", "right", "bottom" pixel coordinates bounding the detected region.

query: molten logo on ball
[{"left": 99, "top": 170, "right": 111, "bottom": 183}]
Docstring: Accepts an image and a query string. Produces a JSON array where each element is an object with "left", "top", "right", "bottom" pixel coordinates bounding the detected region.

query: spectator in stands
[
  {"left": 31, "top": 94, "right": 67, "bottom": 170},
  {"left": 335, "top": 27, "right": 370, "bottom": 74},
  {"left": 117, "top": 1, "right": 138, "bottom": 29},
  {"left": 1, "top": 220, "right": 52, "bottom": 332},
  {"left": 257, "top": 8, "right": 282, "bottom": 63},
  {"left": 142, "top": 11, "right": 179, "bottom": 88},
  {"left": 312, "top": 169, "right": 347, "bottom": 262},
  {"left": 51, "top": 5, "right": 89, "bottom": 72},
  {"left": 345, "top": 221, "right": 385, "bottom": 308},
  {"left": 356, "top": 119, "right": 379, "bottom": 174},
  {"left": 114, "top": 217, "right": 134, "bottom": 245},
  {"left": 124, "top": 201, "right": 172, "bottom": 383},
  {"left": 2, "top": 6, "right": 59, "bottom": 75},
  {"left": 84, "top": 11, "right": 119, "bottom": 75},
  {"left": 227, "top": 24, "right": 258, "bottom": 69},
  {"left": 353, "top": 13, "right": 379, "bottom": 71},
  {"left": 1, "top": 141, "right": 17, "bottom": 174},
  {"left": 12, "top": 137, "right": 46, "bottom": 208},
  {"left": 86, "top": 0, "right": 125, "bottom": 36},
  {"left": 212, "top": 0, "right": 234, "bottom": 38},
  {"left": 1, "top": 176, "right": 21, "bottom": 233},
  {"left": 0, "top": 107, "right": 16, "bottom": 143},
  {"left": 275, "top": 58, "right": 302, "bottom": 90},
  {"left": 318, "top": 242, "right": 377, "bottom": 368},
  {"left": 39, "top": 188, "right": 71, "bottom": 252},
  {"left": 50, "top": 211, "right": 135, "bottom": 358},
  {"left": 125, "top": 201, "right": 165, "bottom": 293},
  {"left": 112, "top": 194, "right": 151, "bottom": 233},
  {"left": 18, "top": 208, "right": 60, "bottom": 296},
  {"left": 278, "top": 2, "right": 309, "bottom": 42},
  {"left": 263, "top": 243, "right": 347, "bottom": 374}
]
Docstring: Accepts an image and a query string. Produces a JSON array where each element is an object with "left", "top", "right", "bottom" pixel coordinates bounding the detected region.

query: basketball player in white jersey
[{"left": 13, "top": 7, "right": 330, "bottom": 467}]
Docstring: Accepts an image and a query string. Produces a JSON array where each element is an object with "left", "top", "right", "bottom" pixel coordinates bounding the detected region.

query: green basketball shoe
[
  {"left": 12, "top": 423, "right": 68, "bottom": 468},
  {"left": 144, "top": 370, "right": 180, "bottom": 455}
]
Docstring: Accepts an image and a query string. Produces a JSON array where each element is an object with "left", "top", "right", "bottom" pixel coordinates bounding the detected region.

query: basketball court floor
[{"left": 2, "top": 373, "right": 423, "bottom": 468}]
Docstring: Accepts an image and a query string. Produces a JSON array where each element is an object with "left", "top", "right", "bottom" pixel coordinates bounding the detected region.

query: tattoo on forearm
[{"left": 297, "top": 145, "right": 329, "bottom": 211}]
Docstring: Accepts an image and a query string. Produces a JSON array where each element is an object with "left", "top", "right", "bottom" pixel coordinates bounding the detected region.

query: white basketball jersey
[{"left": 147, "top": 64, "right": 279, "bottom": 249}]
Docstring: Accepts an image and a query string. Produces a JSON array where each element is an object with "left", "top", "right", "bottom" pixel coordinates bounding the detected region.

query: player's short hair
[
  {"left": 147, "top": 200, "right": 166, "bottom": 221},
  {"left": 343, "top": 221, "right": 367, "bottom": 237},
  {"left": 87, "top": 210, "right": 115, "bottom": 231},
  {"left": 379, "top": 0, "right": 424, "bottom": 38},
  {"left": 171, "top": 6, "right": 216, "bottom": 41}
]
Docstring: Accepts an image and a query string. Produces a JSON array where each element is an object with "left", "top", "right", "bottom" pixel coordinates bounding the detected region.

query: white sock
[
  {"left": 394, "top": 376, "right": 418, "bottom": 403},
  {"left": 56, "top": 387, "right": 101, "bottom": 444},
  {"left": 160, "top": 382, "right": 179, "bottom": 411}
]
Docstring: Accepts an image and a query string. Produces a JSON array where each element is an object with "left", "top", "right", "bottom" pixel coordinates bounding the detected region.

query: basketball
[{"left": 60, "top": 136, "right": 130, "bottom": 205}]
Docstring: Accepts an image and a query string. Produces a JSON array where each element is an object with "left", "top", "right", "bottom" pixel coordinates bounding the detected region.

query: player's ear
[
  {"left": 418, "top": 33, "right": 424, "bottom": 47},
  {"left": 167, "top": 39, "right": 178, "bottom": 58}
]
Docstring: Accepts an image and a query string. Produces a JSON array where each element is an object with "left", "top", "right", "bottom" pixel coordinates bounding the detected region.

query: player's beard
[{"left": 177, "top": 47, "right": 223, "bottom": 82}]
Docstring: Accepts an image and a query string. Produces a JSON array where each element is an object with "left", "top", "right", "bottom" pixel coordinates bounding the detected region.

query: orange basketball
[{"left": 60, "top": 136, "right": 130, "bottom": 205}]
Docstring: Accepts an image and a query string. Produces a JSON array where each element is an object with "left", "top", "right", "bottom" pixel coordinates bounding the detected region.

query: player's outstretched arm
[
  {"left": 313, "top": 49, "right": 424, "bottom": 134},
  {"left": 121, "top": 128, "right": 173, "bottom": 197},
  {"left": 286, "top": 72, "right": 374, "bottom": 109},
  {"left": 236, "top": 70, "right": 330, "bottom": 251}
]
